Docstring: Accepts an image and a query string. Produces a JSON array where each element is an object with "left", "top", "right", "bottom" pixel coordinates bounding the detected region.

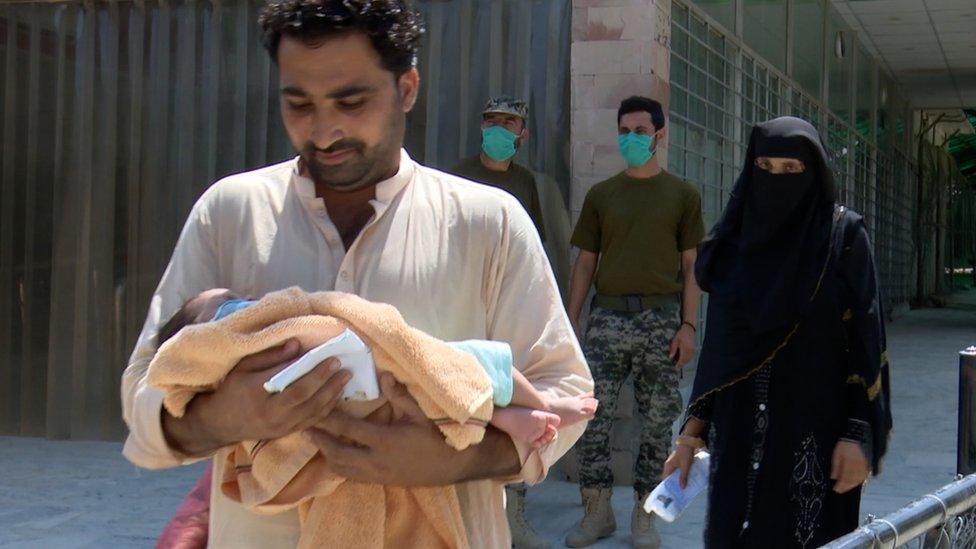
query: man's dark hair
[
  {"left": 156, "top": 304, "right": 191, "bottom": 348},
  {"left": 617, "top": 96, "right": 665, "bottom": 130},
  {"left": 259, "top": 0, "right": 425, "bottom": 76}
]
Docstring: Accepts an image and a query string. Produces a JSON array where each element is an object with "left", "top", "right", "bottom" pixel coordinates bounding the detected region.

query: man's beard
[{"left": 300, "top": 111, "right": 404, "bottom": 193}]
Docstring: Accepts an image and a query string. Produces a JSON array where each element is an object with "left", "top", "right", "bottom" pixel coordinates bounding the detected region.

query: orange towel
[{"left": 147, "top": 287, "right": 496, "bottom": 549}]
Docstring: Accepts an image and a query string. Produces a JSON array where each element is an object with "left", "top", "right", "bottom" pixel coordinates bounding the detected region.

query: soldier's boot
[
  {"left": 505, "top": 486, "right": 550, "bottom": 549},
  {"left": 565, "top": 487, "right": 616, "bottom": 547},
  {"left": 631, "top": 493, "right": 661, "bottom": 549}
]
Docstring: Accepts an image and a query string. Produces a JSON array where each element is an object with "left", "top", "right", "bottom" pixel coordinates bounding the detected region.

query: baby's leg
[
  {"left": 546, "top": 391, "right": 598, "bottom": 426},
  {"left": 509, "top": 369, "right": 598, "bottom": 427},
  {"left": 491, "top": 407, "right": 560, "bottom": 449},
  {"left": 509, "top": 370, "right": 548, "bottom": 409}
]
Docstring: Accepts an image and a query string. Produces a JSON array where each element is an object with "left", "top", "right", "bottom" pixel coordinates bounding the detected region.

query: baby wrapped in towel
[{"left": 149, "top": 287, "right": 595, "bottom": 548}]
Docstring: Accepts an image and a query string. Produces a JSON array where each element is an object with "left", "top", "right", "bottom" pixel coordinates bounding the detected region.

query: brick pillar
[{"left": 553, "top": 0, "right": 672, "bottom": 487}]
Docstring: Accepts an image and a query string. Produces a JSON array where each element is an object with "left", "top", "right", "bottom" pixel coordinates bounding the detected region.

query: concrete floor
[{"left": 1, "top": 292, "right": 974, "bottom": 549}]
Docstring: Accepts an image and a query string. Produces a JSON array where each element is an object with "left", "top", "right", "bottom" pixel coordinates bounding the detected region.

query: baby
[{"left": 158, "top": 288, "right": 597, "bottom": 449}]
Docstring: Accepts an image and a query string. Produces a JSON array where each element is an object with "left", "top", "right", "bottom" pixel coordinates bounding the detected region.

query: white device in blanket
[{"left": 263, "top": 329, "right": 380, "bottom": 401}]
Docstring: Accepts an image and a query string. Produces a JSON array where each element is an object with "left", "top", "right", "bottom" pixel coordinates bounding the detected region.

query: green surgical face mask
[
  {"left": 618, "top": 132, "right": 654, "bottom": 167},
  {"left": 482, "top": 126, "right": 519, "bottom": 161}
]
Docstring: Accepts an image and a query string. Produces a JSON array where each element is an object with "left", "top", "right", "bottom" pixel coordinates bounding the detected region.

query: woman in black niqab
[{"left": 663, "top": 117, "right": 892, "bottom": 548}]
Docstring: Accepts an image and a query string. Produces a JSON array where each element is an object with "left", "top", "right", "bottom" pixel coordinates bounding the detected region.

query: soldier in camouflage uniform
[
  {"left": 578, "top": 303, "right": 684, "bottom": 491},
  {"left": 450, "top": 96, "right": 551, "bottom": 549},
  {"left": 565, "top": 97, "right": 705, "bottom": 548}
]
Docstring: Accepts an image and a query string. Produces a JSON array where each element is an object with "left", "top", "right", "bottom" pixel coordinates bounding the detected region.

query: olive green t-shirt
[
  {"left": 448, "top": 155, "right": 546, "bottom": 242},
  {"left": 571, "top": 170, "right": 705, "bottom": 297}
]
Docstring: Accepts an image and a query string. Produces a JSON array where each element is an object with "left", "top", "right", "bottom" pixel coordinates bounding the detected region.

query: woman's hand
[
  {"left": 662, "top": 444, "right": 697, "bottom": 489},
  {"left": 831, "top": 440, "right": 869, "bottom": 493}
]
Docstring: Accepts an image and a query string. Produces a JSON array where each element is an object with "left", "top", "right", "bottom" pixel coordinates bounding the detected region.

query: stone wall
[{"left": 552, "top": 0, "right": 672, "bottom": 487}]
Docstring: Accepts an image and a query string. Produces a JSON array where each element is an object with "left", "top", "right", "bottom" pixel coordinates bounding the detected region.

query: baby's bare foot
[
  {"left": 533, "top": 419, "right": 559, "bottom": 449},
  {"left": 547, "top": 391, "right": 598, "bottom": 426},
  {"left": 491, "top": 407, "right": 561, "bottom": 448}
]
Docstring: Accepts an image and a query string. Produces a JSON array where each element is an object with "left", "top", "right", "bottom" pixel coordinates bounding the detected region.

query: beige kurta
[{"left": 120, "top": 149, "right": 592, "bottom": 548}]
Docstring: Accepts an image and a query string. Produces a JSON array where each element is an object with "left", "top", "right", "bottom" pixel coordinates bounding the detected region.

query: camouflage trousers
[{"left": 576, "top": 304, "right": 683, "bottom": 497}]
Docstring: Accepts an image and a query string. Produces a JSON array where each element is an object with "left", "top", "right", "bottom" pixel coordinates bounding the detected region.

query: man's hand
[
  {"left": 662, "top": 444, "right": 696, "bottom": 489},
  {"left": 162, "top": 339, "right": 351, "bottom": 456},
  {"left": 668, "top": 324, "right": 696, "bottom": 369},
  {"left": 308, "top": 373, "right": 521, "bottom": 486},
  {"left": 831, "top": 440, "right": 869, "bottom": 493}
]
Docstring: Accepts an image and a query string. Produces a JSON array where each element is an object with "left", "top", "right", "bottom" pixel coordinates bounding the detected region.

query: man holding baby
[{"left": 120, "top": 1, "right": 592, "bottom": 547}]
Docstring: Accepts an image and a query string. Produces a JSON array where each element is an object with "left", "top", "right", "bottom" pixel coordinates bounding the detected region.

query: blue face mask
[
  {"left": 212, "top": 298, "right": 256, "bottom": 321},
  {"left": 482, "top": 126, "right": 519, "bottom": 162},
  {"left": 618, "top": 132, "right": 655, "bottom": 167}
]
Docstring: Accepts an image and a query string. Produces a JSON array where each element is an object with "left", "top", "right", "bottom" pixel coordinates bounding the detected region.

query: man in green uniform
[
  {"left": 450, "top": 97, "right": 549, "bottom": 548},
  {"left": 449, "top": 96, "right": 546, "bottom": 242},
  {"left": 565, "top": 96, "right": 705, "bottom": 549}
]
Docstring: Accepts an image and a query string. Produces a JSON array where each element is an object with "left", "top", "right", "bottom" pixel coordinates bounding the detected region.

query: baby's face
[{"left": 186, "top": 289, "right": 237, "bottom": 323}]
